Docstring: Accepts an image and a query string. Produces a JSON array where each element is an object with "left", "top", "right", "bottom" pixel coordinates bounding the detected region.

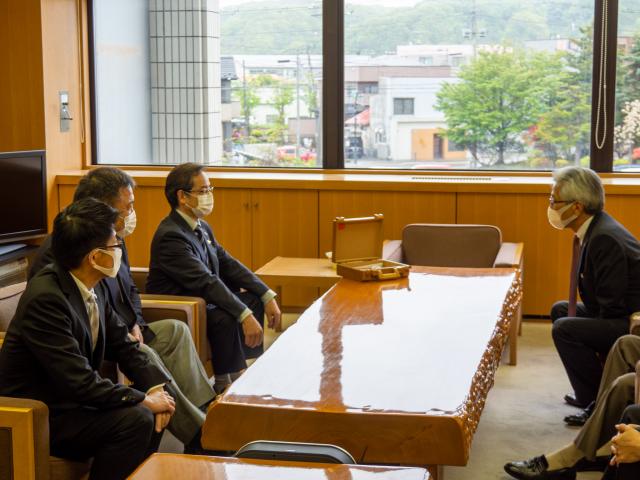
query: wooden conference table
[
  {"left": 129, "top": 454, "right": 431, "bottom": 480},
  {"left": 202, "top": 266, "right": 522, "bottom": 478}
]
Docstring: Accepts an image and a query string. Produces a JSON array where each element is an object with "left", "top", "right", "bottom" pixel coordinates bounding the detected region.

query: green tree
[
  {"left": 435, "top": 49, "right": 554, "bottom": 165},
  {"left": 273, "top": 82, "right": 294, "bottom": 126},
  {"left": 233, "top": 79, "right": 260, "bottom": 136}
]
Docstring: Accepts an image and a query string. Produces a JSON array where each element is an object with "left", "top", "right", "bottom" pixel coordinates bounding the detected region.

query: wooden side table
[{"left": 255, "top": 257, "right": 341, "bottom": 315}]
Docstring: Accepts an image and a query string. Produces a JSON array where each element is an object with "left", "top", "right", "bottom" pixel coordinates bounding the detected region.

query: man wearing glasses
[
  {"left": 30, "top": 167, "right": 214, "bottom": 454},
  {"left": 147, "top": 163, "right": 281, "bottom": 394},
  {"left": 504, "top": 166, "right": 640, "bottom": 479},
  {"left": 0, "top": 199, "right": 175, "bottom": 480}
]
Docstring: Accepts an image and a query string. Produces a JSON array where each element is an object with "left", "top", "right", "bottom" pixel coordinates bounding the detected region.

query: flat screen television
[{"left": 0, "top": 150, "right": 47, "bottom": 244}]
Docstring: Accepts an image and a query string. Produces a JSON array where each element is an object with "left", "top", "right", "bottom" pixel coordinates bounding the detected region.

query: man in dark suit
[
  {"left": 29, "top": 167, "right": 215, "bottom": 452},
  {"left": 546, "top": 167, "right": 640, "bottom": 412},
  {"left": 0, "top": 199, "right": 175, "bottom": 480},
  {"left": 146, "top": 163, "right": 281, "bottom": 393}
]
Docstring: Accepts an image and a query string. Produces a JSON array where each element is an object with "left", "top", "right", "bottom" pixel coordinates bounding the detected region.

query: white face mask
[
  {"left": 547, "top": 202, "right": 578, "bottom": 230},
  {"left": 189, "top": 192, "right": 214, "bottom": 218},
  {"left": 91, "top": 248, "right": 122, "bottom": 278},
  {"left": 118, "top": 210, "right": 137, "bottom": 237}
]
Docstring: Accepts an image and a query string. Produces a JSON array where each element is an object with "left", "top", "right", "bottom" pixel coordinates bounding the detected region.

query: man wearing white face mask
[
  {"left": 29, "top": 167, "right": 215, "bottom": 454},
  {"left": 0, "top": 198, "right": 176, "bottom": 480},
  {"left": 547, "top": 167, "right": 640, "bottom": 411},
  {"left": 147, "top": 163, "right": 281, "bottom": 394}
]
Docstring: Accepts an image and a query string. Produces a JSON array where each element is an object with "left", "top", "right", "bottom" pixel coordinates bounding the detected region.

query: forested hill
[{"left": 221, "top": 0, "right": 640, "bottom": 55}]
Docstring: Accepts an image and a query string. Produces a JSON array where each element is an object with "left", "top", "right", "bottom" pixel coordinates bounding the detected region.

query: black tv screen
[{"left": 0, "top": 151, "right": 47, "bottom": 243}]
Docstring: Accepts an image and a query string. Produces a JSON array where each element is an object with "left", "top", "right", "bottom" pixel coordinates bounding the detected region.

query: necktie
[
  {"left": 194, "top": 225, "right": 211, "bottom": 268},
  {"left": 568, "top": 235, "right": 580, "bottom": 317},
  {"left": 87, "top": 291, "right": 100, "bottom": 351}
]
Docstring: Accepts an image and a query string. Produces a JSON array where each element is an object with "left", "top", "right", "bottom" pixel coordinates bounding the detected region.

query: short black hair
[
  {"left": 73, "top": 167, "right": 136, "bottom": 204},
  {"left": 52, "top": 198, "right": 119, "bottom": 270},
  {"left": 165, "top": 163, "right": 206, "bottom": 209}
]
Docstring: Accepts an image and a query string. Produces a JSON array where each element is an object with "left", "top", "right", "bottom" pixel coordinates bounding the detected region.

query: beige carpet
[{"left": 160, "top": 319, "right": 605, "bottom": 479}]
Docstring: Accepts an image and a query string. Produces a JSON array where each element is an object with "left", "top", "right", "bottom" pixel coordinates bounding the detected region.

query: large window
[
  {"left": 90, "top": 1, "right": 626, "bottom": 172},
  {"left": 91, "top": 0, "right": 322, "bottom": 167},
  {"left": 344, "top": 0, "right": 594, "bottom": 170}
]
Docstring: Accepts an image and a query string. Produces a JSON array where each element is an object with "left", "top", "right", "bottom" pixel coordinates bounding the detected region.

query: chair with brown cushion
[{"left": 383, "top": 224, "right": 524, "bottom": 365}]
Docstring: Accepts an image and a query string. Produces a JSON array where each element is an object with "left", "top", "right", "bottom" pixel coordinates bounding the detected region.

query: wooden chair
[
  {"left": 383, "top": 224, "right": 524, "bottom": 365},
  {"left": 0, "top": 278, "right": 208, "bottom": 480}
]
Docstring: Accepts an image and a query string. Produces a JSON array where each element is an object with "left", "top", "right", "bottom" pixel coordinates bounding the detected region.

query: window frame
[{"left": 87, "top": 0, "right": 619, "bottom": 173}]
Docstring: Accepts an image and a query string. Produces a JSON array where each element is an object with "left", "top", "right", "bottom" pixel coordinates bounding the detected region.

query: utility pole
[
  {"left": 463, "top": 0, "right": 486, "bottom": 61},
  {"left": 242, "top": 60, "right": 250, "bottom": 137}
]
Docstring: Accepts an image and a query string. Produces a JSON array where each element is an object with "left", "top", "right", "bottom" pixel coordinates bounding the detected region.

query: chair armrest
[
  {"left": 0, "top": 396, "right": 50, "bottom": 480},
  {"left": 0, "top": 332, "right": 4, "bottom": 349},
  {"left": 636, "top": 360, "right": 640, "bottom": 404},
  {"left": 494, "top": 242, "right": 524, "bottom": 268},
  {"left": 140, "top": 294, "right": 209, "bottom": 366},
  {"left": 382, "top": 240, "right": 403, "bottom": 263},
  {"left": 630, "top": 312, "right": 640, "bottom": 335},
  {"left": 130, "top": 267, "right": 149, "bottom": 294}
]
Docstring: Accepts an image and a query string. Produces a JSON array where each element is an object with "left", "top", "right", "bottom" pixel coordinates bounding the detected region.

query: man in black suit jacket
[
  {"left": 29, "top": 167, "right": 214, "bottom": 452},
  {"left": 545, "top": 167, "right": 640, "bottom": 412},
  {"left": 146, "top": 163, "right": 281, "bottom": 393},
  {"left": 0, "top": 199, "right": 175, "bottom": 480}
]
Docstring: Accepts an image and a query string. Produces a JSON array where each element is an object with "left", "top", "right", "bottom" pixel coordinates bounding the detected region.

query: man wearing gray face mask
[{"left": 545, "top": 167, "right": 640, "bottom": 412}]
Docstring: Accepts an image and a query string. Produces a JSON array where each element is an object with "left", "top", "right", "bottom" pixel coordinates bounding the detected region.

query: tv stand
[{"left": 0, "top": 243, "right": 27, "bottom": 256}]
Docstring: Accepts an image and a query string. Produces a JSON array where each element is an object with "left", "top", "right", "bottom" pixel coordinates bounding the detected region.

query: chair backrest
[
  {"left": 401, "top": 224, "right": 502, "bottom": 268},
  {"left": 235, "top": 440, "right": 356, "bottom": 465},
  {"left": 0, "top": 281, "right": 27, "bottom": 334}
]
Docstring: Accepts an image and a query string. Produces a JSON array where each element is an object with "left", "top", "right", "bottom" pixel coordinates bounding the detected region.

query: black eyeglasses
[
  {"left": 99, "top": 241, "right": 124, "bottom": 250},
  {"left": 548, "top": 197, "right": 573, "bottom": 207},
  {"left": 184, "top": 186, "right": 214, "bottom": 195}
]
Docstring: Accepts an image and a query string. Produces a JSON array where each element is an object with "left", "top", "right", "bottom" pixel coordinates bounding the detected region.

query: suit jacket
[
  {"left": 0, "top": 263, "right": 169, "bottom": 413},
  {"left": 578, "top": 211, "right": 640, "bottom": 319},
  {"left": 146, "top": 209, "right": 269, "bottom": 318},
  {"left": 29, "top": 235, "right": 154, "bottom": 343}
]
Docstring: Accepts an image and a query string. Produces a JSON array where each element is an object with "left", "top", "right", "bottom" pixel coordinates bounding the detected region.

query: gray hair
[{"left": 552, "top": 166, "right": 604, "bottom": 214}]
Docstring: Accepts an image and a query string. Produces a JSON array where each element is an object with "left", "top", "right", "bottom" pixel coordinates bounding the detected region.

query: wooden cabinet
[
  {"left": 211, "top": 188, "right": 319, "bottom": 307},
  {"left": 318, "top": 190, "right": 456, "bottom": 255}
]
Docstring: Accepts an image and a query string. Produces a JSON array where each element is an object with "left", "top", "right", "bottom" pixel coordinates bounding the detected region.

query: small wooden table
[
  {"left": 255, "top": 257, "right": 342, "bottom": 314},
  {"left": 128, "top": 454, "right": 431, "bottom": 479},
  {"left": 202, "top": 267, "right": 521, "bottom": 479}
]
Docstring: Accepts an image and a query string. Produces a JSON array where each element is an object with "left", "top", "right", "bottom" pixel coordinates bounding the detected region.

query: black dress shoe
[
  {"left": 574, "top": 456, "right": 609, "bottom": 472},
  {"left": 504, "top": 455, "right": 576, "bottom": 479},
  {"left": 564, "top": 401, "right": 595, "bottom": 426},
  {"left": 564, "top": 393, "right": 589, "bottom": 409}
]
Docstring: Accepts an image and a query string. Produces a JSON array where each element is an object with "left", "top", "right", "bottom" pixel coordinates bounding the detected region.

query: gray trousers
[
  {"left": 574, "top": 334, "right": 639, "bottom": 458},
  {"left": 141, "top": 319, "right": 215, "bottom": 444}
]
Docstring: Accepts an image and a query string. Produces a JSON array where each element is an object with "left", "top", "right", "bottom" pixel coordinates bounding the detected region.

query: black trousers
[
  {"left": 206, "top": 291, "right": 265, "bottom": 375},
  {"left": 49, "top": 404, "right": 161, "bottom": 480},
  {"left": 551, "top": 301, "right": 629, "bottom": 406},
  {"left": 601, "top": 404, "right": 640, "bottom": 480}
]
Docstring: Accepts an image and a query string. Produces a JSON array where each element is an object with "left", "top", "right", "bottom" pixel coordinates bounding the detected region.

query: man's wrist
[
  {"left": 238, "top": 308, "right": 252, "bottom": 324},
  {"left": 261, "top": 289, "right": 277, "bottom": 304}
]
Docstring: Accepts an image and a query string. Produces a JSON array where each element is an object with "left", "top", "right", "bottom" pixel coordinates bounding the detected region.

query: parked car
[{"left": 276, "top": 145, "right": 297, "bottom": 161}]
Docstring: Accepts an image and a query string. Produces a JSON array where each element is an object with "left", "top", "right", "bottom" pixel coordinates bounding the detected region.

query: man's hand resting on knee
[
  {"left": 242, "top": 314, "right": 264, "bottom": 348},
  {"left": 142, "top": 389, "right": 176, "bottom": 432},
  {"left": 610, "top": 423, "right": 640, "bottom": 465}
]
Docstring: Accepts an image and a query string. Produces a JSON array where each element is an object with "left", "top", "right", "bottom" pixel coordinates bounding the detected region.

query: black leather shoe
[
  {"left": 504, "top": 456, "right": 577, "bottom": 479},
  {"left": 574, "top": 456, "right": 609, "bottom": 472},
  {"left": 564, "top": 393, "right": 589, "bottom": 409},
  {"left": 564, "top": 401, "right": 595, "bottom": 426}
]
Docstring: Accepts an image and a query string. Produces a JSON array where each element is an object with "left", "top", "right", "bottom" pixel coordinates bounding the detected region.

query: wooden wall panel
[
  {"left": 457, "top": 193, "right": 574, "bottom": 316},
  {"left": 40, "top": 0, "right": 87, "bottom": 225},
  {"left": 318, "top": 191, "right": 456, "bottom": 255},
  {"left": 208, "top": 188, "right": 253, "bottom": 268},
  {"left": 252, "top": 189, "right": 319, "bottom": 307},
  {"left": 0, "top": 0, "right": 45, "bottom": 152}
]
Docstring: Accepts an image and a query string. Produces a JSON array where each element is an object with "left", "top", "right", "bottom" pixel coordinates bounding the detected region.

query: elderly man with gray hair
[{"left": 503, "top": 166, "right": 640, "bottom": 480}]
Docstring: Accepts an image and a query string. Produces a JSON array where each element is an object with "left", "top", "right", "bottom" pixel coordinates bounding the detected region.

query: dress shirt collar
[
  {"left": 175, "top": 208, "right": 199, "bottom": 231},
  {"left": 576, "top": 215, "right": 594, "bottom": 245},
  {"left": 69, "top": 272, "right": 96, "bottom": 304}
]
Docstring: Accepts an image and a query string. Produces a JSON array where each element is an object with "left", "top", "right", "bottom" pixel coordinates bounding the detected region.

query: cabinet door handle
[
  {"left": 243, "top": 202, "right": 249, "bottom": 209},
  {"left": 253, "top": 202, "right": 259, "bottom": 209}
]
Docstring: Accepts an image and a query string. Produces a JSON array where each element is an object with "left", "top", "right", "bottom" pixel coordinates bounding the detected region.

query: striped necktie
[{"left": 568, "top": 235, "right": 580, "bottom": 317}]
